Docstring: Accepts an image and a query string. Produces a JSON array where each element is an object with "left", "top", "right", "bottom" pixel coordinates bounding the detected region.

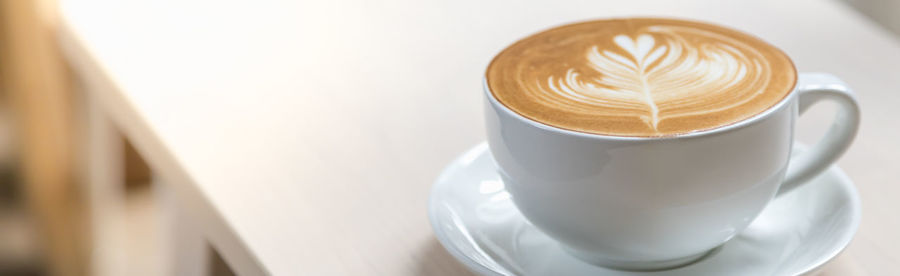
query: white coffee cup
[{"left": 484, "top": 73, "right": 859, "bottom": 270}]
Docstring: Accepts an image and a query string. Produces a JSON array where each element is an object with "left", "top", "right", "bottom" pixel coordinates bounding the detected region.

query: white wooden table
[{"left": 58, "top": 0, "right": 900, "bottom": 275}]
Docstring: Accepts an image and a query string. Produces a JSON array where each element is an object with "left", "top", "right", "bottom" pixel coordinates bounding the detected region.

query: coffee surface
[{"left": 487, "top": 18, "right": 797, "bottom": 136}]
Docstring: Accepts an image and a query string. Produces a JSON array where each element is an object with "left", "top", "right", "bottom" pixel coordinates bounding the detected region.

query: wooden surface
[
  {"left": 0, "top": 0, "right": 87, "bottom": 275},
  {"left": 58, "top": 0, "right": 900, "bottom": 275}
]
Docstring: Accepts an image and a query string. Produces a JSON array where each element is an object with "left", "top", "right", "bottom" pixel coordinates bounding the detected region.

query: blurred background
[
  {"left": 0, "top": 0, "right": 233, "bottom": 275},
  {"left": 0, "top": 0, "right": 897, "bottom": 276}
]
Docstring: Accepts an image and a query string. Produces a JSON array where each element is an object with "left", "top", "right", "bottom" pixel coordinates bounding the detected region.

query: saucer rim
[
  {"left": 428, "top": 143, "right": 504, "bottom": 276},
  {"left": 790, "top": 160, "right": 861, "bottom": 275},
  {"left": 428, "top": 142, "right": 861, "bottom": 276}
]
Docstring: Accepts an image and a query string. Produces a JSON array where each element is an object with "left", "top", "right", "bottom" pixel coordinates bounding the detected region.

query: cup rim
[{"left": 483, "top": 77, "right": 799, "bottom": 141}]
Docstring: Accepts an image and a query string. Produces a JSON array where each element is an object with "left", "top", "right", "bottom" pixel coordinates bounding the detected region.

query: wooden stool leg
[
  {"left": 85, "top": 97, "right": 127, "bottom": 276},
  {"left": 0, "top": 0, "right": 87, "bottom": 275}
]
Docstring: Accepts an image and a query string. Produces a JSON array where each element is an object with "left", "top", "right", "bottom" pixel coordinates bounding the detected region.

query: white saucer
[{"left": 428, "top": 142, "right": 860, "bottom": 276}]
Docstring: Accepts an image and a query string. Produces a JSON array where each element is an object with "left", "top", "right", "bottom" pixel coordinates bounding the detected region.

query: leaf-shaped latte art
[
  {"left": 487, "top": 19, "right": 796, "bottom": 136},
  {"left": 543, "top": 26, "right": 770, "bottom": 133}
]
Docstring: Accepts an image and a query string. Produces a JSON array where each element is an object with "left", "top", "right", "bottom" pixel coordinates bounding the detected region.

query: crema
[{"left": 487, "top": 18, "right": 797, "bottom": 136}]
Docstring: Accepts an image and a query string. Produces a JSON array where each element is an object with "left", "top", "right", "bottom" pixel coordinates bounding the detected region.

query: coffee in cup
[{"left": 487, "top": 18, "right": 796, "bottom": 136}]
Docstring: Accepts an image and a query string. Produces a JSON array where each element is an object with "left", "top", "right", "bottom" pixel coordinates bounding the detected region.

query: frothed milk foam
[{"left": 487, "top": 18, "right": 797, "bottom": 136}]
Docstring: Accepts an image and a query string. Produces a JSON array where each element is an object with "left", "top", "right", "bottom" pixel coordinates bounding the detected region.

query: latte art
[
  {"left": 487, "top": 18, "right": 796, "bottom": 136},
  {"left": 547, "top": 27, "right": 768, "bottom": 131}
]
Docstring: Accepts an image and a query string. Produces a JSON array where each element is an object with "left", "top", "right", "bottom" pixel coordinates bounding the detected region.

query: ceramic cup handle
[{"left": 777, "top": 73, "right": 861, "bottom": 196}]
